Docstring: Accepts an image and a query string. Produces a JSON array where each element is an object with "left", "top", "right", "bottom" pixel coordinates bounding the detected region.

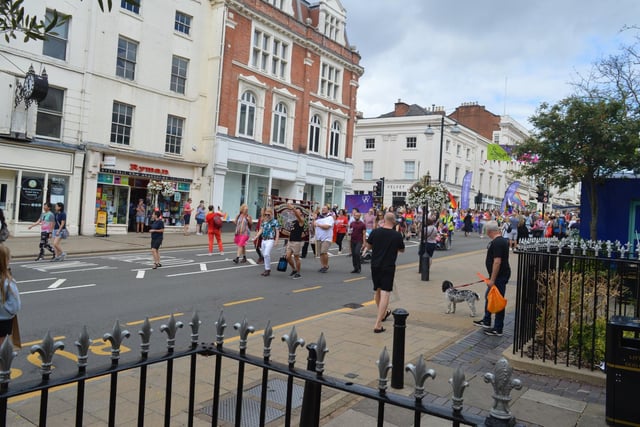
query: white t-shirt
[{"left": 315, "top": 215, "right": 335, "bottom": 242}]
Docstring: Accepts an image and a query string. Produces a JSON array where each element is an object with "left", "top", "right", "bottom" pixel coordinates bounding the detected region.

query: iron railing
[
  {"left": 513, "top": 237, "right": 640, "bottom": 370},
  {"left": 0, "top": 311, "right": 524, "bottom": 426}
]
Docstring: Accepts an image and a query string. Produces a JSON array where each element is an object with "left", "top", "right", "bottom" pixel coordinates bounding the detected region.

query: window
[
  {"left": 121, "top": 0, "right": 140, "bottom": 14},
  {"left": 264, "top": 0, "right": 283, "bottom": 8},
  {"left": 251, "top": 29, "right": 289, "bottom": 79},
  {"left": 454, "top": 167, "right": 460, "bottom": 184},
  {"left": 170, "top": 56, "right": 188, "bottom": 94},
  {"left": 363, "top": 161, "right": 373, "bottom": 180},
  {"left": 175, "top": 11, "right": 192, "bottom": 35},
  {"left": 404, "top": 161, "right": 416, "bottom": 180},
  {"left": 445, "top": 140, "right": 451, "bottom": 152},
  {"left": 493, "top": 133, "right": 500, "bottom": 143},
  {"left": 365, "top": 138, "right": 375, "bottom": 149},
  {"left": 308, "top": 115, "right": 321, "bottom": 153},
  {"left": 329, "top": 121, "right": 340, "bottom": 157},
  {"left": 238, "top": 91, "right": 256, "bottom": 137},
  {"left": 456, "top": 144, "right": 461, "bottom": 157},
  {"left": 406, "top": 136, "right": 416, "bottom": 149},
  {"left": 443, "top": 164, "right": 449, "bottom": 182},
  {"left": 43, "top": 10, "right": 69, "bottom": 60},
  {"left": 324, "top": 14, "right": 340, "bottom": 40},
  {"left": 36, "top": 87, "right": 64, "bottom": 139},
  {"left": 271, "top": 103, "right": 287, "bottom": 145},
  {"left": 320, "top": 62, "right": 341, "bottom": 100},
  {"left": 111, "top": 102, "right": 134, "bottom": 146},
  {"left": 466, "top": 148, "right": 471, "bottom": 160},
  {"left": 116, "top": 36, "right": 138, "bottom": 80},
  {"left": 165, "top": 115, "right": 184, "bottom": 154},
  {"left": 481, "top": 150, "right": 485, "bottom": 160}
]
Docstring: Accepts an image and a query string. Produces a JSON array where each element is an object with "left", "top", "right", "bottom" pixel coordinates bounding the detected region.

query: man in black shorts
[{"left": 365, "top": 212, "right": 405, "bottom": 333}]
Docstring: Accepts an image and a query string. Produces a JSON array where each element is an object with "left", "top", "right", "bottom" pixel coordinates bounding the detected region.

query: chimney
[{"left": 394, "top": 99, "right": 410, "bottom": 117}]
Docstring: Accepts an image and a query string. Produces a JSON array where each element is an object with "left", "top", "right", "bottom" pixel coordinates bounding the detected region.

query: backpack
[
  {"left": 213, "top": 214, "right": 223, "bottom": 229},
  {"left": 505, "top": 222, "right": 512, "bottom": 233},
  {"left": 0, "top": 278, "right": 21, "bottom": 319}
]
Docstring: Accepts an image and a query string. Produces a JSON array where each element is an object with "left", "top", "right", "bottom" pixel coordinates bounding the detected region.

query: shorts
[
  {"left": 151, "top": 238, "right": 163, "bottom": 250},
  {"left": 318, "top": 240, "right": 331, "bottom": 254},
  {"left": 508, "top": 230, "right": 517, "bottom": 240},
  {"left": 183, "top": 214, "right": 191, "bottom": 225},
  {"left": 425, "top": 242, "right": 436, "bottom": 257},
  {"left": 0, "top": 317, "right": 13, "bottom": 337},
  {"left": 287, "top": 241, "right": 303, "bottom": 256},
  {"left": 196, "top": 217, "right": 205, "bottom": 225},
  {"left": 371, "top": 266, "right": 395, "bottom": 292},
  {"left": 52, "top": 229, "right": 61, "bottom": 238},
  {"left": 234, "top": 234, "right": 250, "bottom": 247},
  {"left": 136, "top": 216, "right": 145, "bottom": 224}
]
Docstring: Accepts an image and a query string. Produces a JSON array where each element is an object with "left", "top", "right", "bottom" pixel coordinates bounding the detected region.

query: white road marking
[
  {"left": 136, "top": 270, "right": 145, "bottom": 279},
  {"left": 247, "top": 258, "right": 256, "bottom": 265},
  {"left": 167, "top": 263, "right": 265, "bottom": 277},
  {"left": 42, "top": 266, "right": 116, "bottom": 274},
  {"left": 21, "top": 284, "right": 97, "bottom": 295},
  {"left": 200, "top": 263, "right": 207, "bottom": 271},
  {"left": 16, "top": 277, "right": 56, "bottom": 283},
  {"left": 48, "top": 279, "right": 66, "bottom": 289}
]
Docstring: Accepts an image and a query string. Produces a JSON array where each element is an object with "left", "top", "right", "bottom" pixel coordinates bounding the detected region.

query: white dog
[{"left": 442, "top": 280, "right": 479, "bottom": 317}]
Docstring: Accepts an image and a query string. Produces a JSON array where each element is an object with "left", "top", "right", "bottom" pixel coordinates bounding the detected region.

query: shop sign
[
  {"left": 103, "top": 156, "right": 117, "bottom": 167},
  {"left": 130, "top": 163, "right": 169, "bottom": 175}
]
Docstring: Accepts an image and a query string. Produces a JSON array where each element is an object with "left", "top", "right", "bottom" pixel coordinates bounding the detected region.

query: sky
[{"left": 340, "top": 0, "right": 640, "bottom": 128}]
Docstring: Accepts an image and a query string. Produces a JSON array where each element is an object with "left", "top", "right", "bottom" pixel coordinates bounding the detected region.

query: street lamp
[
  {"left": 419, "top": 172, "right": 431, "bottom": 281},
  {"left": 424, "top": 115, "right": 461, "bottom": 183}
]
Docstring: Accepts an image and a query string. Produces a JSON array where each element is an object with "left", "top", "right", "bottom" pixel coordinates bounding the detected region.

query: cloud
[{"left": 341, "top": 0, "right": 639, "bottom": 126}]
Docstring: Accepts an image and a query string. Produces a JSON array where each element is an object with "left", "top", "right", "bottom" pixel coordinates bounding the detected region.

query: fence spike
[
  {"left": 160, "top": 314, "right": 184, "bottom": 352},
  {"left": 233, "top": 317, "right": 255, "bottom": 354},
  {"left": 483, "top": 358, "right": 522, "bottom": 421},
  {"left": 314, "top": 332, "right": 329, "bottom": 375},
  {"left": 405, "top": 355, "right": 435, "bottom": 401},
  {"left": 103, "top": 320, "right": 130, "bottom": 364},
  {"left": 189, "top": 311, "right": 201, "bottom": 346},
  {"left": 215, "top": 311, "right": 227, "bottom": 348},
  {"left": 30, "top": 331, "right": 65, "bottom": 377},
  {"left": 376, "top": 346, "right": 392, "bottom": 394},
  {"left": 262, "top": 321, "right": 275, "bottom": 361},
  {"left": 0, "top": 337, "right": 17, "bottom": 384},
  {"left": 281, "top": 325, "right": 305, "bottom": 367},
  {"left": 75, "top": 325, "right": 93, "bottom": 370},
  {"left": 449, "top": 367, "right": 469, "bottom": 412},
  {"left": 138, "top": 317, "right": 153, "bottom": 357}
]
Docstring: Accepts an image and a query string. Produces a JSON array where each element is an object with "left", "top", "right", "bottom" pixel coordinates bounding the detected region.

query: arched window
[
  {"left": 329, "top": 121, "right": 340, "bottom": 157},
  {"left": 238, "top": 91, "right": 256, "bottom": 137},
  {"left": 271, "top": 102, "right": 287, "bottom": 145},
  {"left": 308, "top": 114, "right": 321, "bottom": 153}
]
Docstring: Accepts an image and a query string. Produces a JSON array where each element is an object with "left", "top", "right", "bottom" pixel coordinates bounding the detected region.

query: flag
[
  {"left": 511, "top": 191, "right": 526, "bottom": 207},
  {"left": 460, "top": 171, "right": 473, "bottom": 210},
  {"left": 501, "top": 181, "right": 520, "bottom": 212},
  {"left": 487, "top": 144, "right": 512, "bottom": 161},
  {"left": 448, "top": 192, "right": 458, "bottom": 210}
]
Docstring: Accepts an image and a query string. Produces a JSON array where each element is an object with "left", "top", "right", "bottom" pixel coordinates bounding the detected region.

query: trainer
[{"left": 365, "top": 212, "right": 405, "bottom": 333}]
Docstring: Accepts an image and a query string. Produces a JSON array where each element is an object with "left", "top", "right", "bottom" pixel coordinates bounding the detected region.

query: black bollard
[
  {"left": 390, "top": 308, "right": 409, "bottom": 389},
  {"left": 421, "top": 251, "right": 430, "bottom": 281},
  {"left": 299, "top": 343, "right": 321, "bottom": 427}
]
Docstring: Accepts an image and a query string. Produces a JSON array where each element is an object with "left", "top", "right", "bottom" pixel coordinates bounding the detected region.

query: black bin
[{"left": 606, "top": 316, "right": 640, "bottom": 426}]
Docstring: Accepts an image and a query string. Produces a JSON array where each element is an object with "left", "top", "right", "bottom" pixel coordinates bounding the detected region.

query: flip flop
[
  {"left": 382, "top": 310, "right": 392, "bottom": 322},
  {"left": 373, "top": 327, "right": 385, "bottom": 333}
]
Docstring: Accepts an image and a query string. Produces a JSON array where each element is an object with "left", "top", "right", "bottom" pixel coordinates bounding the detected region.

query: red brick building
[{"left": 211, "top": 0, "right": 363, "bottom": 217}]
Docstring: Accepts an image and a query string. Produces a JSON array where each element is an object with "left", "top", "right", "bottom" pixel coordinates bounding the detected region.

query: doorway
[
  {"left": 0, "top": 180, "right": 14, "bottom": 221},
  {"left": 129, "top": 188, "right": 149, "bottom": 232}
]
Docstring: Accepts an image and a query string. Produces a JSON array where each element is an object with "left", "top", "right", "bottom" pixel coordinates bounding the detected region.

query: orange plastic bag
[{"left": 487, "top": 285, "right": 507, "bottom": 313}]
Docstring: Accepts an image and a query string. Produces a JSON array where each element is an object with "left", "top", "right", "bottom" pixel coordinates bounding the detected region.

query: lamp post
[
  {"left": 419, "top": 172, "right": 431, "bottom": 281},
  {"left": 424, "top": 115, "right": 461, "bottom": 183}
]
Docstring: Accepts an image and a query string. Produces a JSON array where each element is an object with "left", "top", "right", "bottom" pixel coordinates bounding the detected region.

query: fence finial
[
  {"left": 405, "top": 355, "right": 436, "bottom": 401},
  {"left": 75, "top": 325, "right": 93, "bottom": 370},
  {"left": 160, "top": 314, "right": 184, "bottom": 352},
  {"left": 215, "top": 311, "right": 227, "bottom": 348},
  {"left": 233, "top": 317, "right": 255, "bottom": 354},
  {"left": 483, "top": 358, "right": 522, "bottom": 421},
  {"left": 282, "top": 326, "right": 305, "bottom": 368},
  {"left": 314, "top": 332, "right": 329, "bottom": 375},
  {"left": 0, "top": 338, "right": 17, "bottom": 384},
  {"left": 376, "top": 346, "right": 392, "bottom": 394},
  {"left": 190, "top": 311, "right": 201, "bottom": 346},
  {"left": 262, "top": 320, "right": 275, "bottom": 361},
  {"left": 449, "top": 367, "right": 469, "bottom": 412},
  {"left": 31, "top": 331, "right": 65, "bottom": 377},
  {"left": 103, "top": 320, "right": 130, "bottom": 364}
]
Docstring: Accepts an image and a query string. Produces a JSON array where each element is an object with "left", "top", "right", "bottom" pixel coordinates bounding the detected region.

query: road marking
[
  {"left": 200, "top": 263, "right": 207, "bottom": 271},
  {"left": 22, "top": 336, "right": 66, "bottom": 346},
  {"left": 48, "top": 279, "right": 66, "bottom": 289},
  {"left": 292, "top": 286, "right": 322, "bottom": 293},
  {"left": 126, "top": 313, "right": 184, "bottom": 326},
  {"left": 16, "top": 277, "right": 56, "bottom": 283},
  {"left": 166, "top": 263, "right": 259, "bottom": 277},
  {"left": 344, "top": 277, "right": 365, "bottom": 282},
  {"left": 136, "top": 270, "right": 145, "bottom": 279},
  {"left": 246, "top": 258, "right": 256, "bottom": 265},
  {"left": 223, "top": 297, "right": 264, "bottom": 307},
  {"left": 21, "top": 284, "right": 97, "bottom": 295}
]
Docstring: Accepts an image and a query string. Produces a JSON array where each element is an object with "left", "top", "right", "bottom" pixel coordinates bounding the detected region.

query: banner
[
  {"left": 487, "top": 144, "right": 512, "bottom": 161},
  {"left": 345, "top": 194, "right": 373, "bottom": 214},
  {"left": 501, "top": 181, "right": 520, "bottom": 213},
  {"left": 460, "top": 171, "right": 473, "bottom": 210}
]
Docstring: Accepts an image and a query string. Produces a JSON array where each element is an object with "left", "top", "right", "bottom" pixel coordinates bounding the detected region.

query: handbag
[
  {"left": 486, "top": 285, "right": 507, "bottom": 313},
  {"left": 277, "top": 255, "right": 288, "bottom": 272},
  {"left": 11, "top": 315, "right": 21, "bottom": 349},
  {"left": 60, "top": 228, "right": 69, "bottom": 239}
]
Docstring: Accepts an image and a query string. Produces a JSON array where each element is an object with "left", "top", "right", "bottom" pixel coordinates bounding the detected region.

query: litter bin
[{"left": 606, "top": 316, "right": 640, "bottom": 426}]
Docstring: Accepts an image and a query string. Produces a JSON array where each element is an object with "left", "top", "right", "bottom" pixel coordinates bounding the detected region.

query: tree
[
  {"left": 407, "top": 175, "right": 449, "bottom": 214},
  {"left": 1, "top": 0, "right": 135, "bottom": 42},
  {"left": 512, "top": 96, "right": 640, "bottom": 240}
]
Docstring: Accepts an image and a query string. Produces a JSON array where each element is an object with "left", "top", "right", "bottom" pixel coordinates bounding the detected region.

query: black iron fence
[
  {"left": 513, "top": 238, "right": 640, "bottom": 370},
  {"left": 0, "top": 311, "right": 524, "bottom": 426}
]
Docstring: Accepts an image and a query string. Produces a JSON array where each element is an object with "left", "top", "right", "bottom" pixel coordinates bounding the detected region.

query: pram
[{"left": 435, "top": 229, "right": 451, "bottom": 250}]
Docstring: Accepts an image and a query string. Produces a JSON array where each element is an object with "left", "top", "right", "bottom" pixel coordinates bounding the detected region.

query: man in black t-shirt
[
  {"left": 474, "top": 220, "right": 510, "bottom": 336},
  {"left": 285, "top": 203, "right": 305, "bottom": 279},
  {"left": 365, "top": 212, "right": 405, "bottom": 333}
]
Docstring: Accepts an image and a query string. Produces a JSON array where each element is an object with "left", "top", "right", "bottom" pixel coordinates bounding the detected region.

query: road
[{"left": 9, "top": 232, "right": 487, "bottom": 383}]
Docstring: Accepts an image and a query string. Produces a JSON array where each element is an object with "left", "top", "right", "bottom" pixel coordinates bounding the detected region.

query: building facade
[{"left": 210, "top": 0, "right": 363, "bottom": 219}]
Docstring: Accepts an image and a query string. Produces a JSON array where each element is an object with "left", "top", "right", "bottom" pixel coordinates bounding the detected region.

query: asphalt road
[{"left": 9, "top": 232, "right": 487, "bottom": 383}]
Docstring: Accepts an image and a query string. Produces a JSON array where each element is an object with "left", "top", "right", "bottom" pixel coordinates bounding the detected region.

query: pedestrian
[
  {"left": 474, "top": 220, "right": 510, "bottom": 336},
  {"left": 365, "top": 212, "right": 405, "bottom": 333},
  {"left": 183, "top": 198, "right": 193, "bottom": 235},
  {"left": 135, "top": 199, "right": 146, "bottom": 233},
  {"left": 195, "top": 200, "right": 207, "bottom": 235},
  {"left": 28, "top": 202, "right": 55, "bottom": 261},
  {"left": 285, "top": 203, "right": 305, "bottom": 279},
  {"left": 149, "top": 209, "right": 164, "bottom": 269},
  {"left": 232, "top": 203, "right": 252, "bottom": 264},
  {"left": 0, "top": 208, "right": 9, "bottom": 243},
  {"left": 421, "top": 218, "right": 438, "bottom": 269},
  {"left": 52, "top": 202, "right": 68, "bottom": 261},
  {"left": 463, "top": 211, "right": 473, "bottom": 237},
  {"left": 0, "top": 244, "right": 21, "bottom": 346},
  {"left": 255, "top": 208, "right": 279, "bottom": 276},
  {"left": 363, "top": 207, "right": 376, "bottom": 236},
  {"left": 314, "top": 205, "right": 334, "bottom": 273},
  {"left": 348, "top": 208, "right": 366, "bottom": 273},
  {"left": 334, "top": 209, "right": 348, "bottom": 254},
  {"left": 205, "top": 205, "right": 224, "bottom": 255}
]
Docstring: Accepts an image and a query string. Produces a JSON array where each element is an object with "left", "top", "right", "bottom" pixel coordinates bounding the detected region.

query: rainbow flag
[
  {"left": 511, "top": 191, "right": 526, "bottom": 207},
  {"left": 448, "top": 192, "right": 458, "bottom": 209}
]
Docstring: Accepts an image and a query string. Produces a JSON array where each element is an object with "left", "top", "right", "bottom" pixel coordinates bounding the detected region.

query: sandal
[
  {"left": 382, "top": 310, "right": 392, "bottom": 322},
  {"left": 373, "top": 327, "right": 386, "bottom": 333},
  {"left": 152, "top": 263, "right": 158, "bottom": 269}
]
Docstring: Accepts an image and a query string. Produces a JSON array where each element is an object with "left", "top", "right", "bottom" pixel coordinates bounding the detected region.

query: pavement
[{"left": 2, "top": 228, "right": 608, "bottom": 426}]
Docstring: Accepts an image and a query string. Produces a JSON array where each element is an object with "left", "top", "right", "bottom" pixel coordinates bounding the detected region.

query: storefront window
[
  {"left": 96, "top": 183, "right": 130, "bottom": 225},
  {"left": 48, "top": 176, "right": 67, "bottom": 206},
  {"left": 225, "top": 162, "right": 270, "bottom": 219},
  {"left": 19, "top": 175, "right": 45, "bottom": 222},
  {"left": 324, "top": 178, "right": 343, "bottom": 208}
]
